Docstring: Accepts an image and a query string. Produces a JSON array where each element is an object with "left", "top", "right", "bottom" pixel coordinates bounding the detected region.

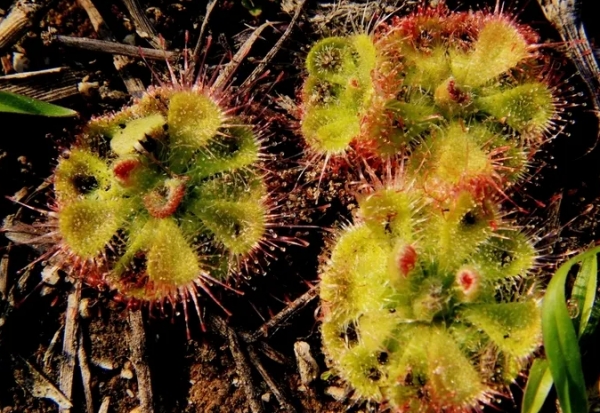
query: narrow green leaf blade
[
  {"left": 0, "top": 90, "right": 77, "bottom": 117},
  {"left": 572, "top": 254, "right": 598, "bottom": 337},
  {"left": 542, "top": 247, "right": 600, "bottom": 413},
  {"left": 522, "top": 359, "right": 553, "bottom": 413}
]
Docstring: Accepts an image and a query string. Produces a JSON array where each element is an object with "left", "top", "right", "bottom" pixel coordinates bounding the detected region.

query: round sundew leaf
[
  {"left": 145, "top": 218, "right": 201, "bottom": 286},
  {"left": 168, "top": 91, "right": 223, "bottom": 149},
  {"left": 321, "top": 224, "right": 396, "bottom": 317},
  {"left": 112, "top": 218, "right": 201, "bottom": 300},
  {"left": 357, "top": 188, "right": 415, "bottom": 241},
  {"left": 193, "top": 199, "right": 267, "bottom": 256},
  {"left": 305, "top": 37, "right": 359, "bottom": 83},
  {"left": 336, "top": 343, "right": 385, "bottom": 401},
  {"left": 427, "top": 123, "right": 495, "bottom": 186},
  {"left": 190, "top": 172, "right": 268, "bottom": 256},
  {"left": 450, "top": 19, "right": 529, "bottom": 88},
  {"left": 461, "top": 301, "right": 542, "bottom": 358},
  {"left": 424, "top": 192, "right": 497, "bottom": 269},
  {"left": 402, "top": 45, "right": 451, "bottom": 92},
  {"left": 351, "top": 34, "right": 377, "bottom": 83},
  {"left": 54, "top": 149, "right": 114, "bottom": 203},
  {"left": 191, "top": 125, "right": 260, "bottom": 179},
  {"left": 475, "top": 82, "right": 555, "bottom": 136},
  {"left": 301, "top": 105, "right": 360, "bottom": 155},
  {"left": 471, "top": 230, "right": 537, "bottom": 281},
  {"left": 422, "top": 327, "right": 487, "bottom": 408},
  {"left": 302, "top": 77, "right": 345, "bottom": 107},
  {"left": 59, "top": 198, "right": 127, "bottom": 258},
  {"left": 110, "top": 113, "right": 166, "bottom": 156}
]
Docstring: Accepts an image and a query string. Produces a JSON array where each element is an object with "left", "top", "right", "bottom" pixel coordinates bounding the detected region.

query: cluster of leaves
[
  {"left": 305, "top": 6, "right": 560, "bottom": 412},
  {"left": 320, "top": 185, "right": 540, "bottom": 411},
  {"left": 301, "top": 8, "right": 556, "bottom": 199},
  {"left": 50, "top": 87, "right": 268, "bottom": 304}
]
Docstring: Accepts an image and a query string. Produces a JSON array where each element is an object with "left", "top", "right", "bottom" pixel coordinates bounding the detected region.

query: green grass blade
[
  {"left": 522, "top": 359, "right": 553, "bottom": 413},
  {"left": 572, "top": 254, "right": 599, "bottom": 337},
  {"left": 542, "top": 247, "right": 600, "bottom": 413},
  {"left": 0, "top": 90, "right": 77, "bottom": 117}
]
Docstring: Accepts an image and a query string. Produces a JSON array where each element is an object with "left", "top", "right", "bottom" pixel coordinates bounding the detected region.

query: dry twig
[
  {"left": 76, "top": 0, "right": 144, "bottom": 96},
  {"left": 0, "top": 67, "right": 79, "bottom": 101},
  {"left": 0, "top": 251, "right": 8, "bottom": 300},
  {"left": 52, "top": 35, "right": 176, "bottom": 61},
  {"left": 210, "top": 315, "right": 265, "bottom": 413},
  {"left": 58, "top": 280, "right": 81, "bottom": 413},
  {"left": 0, "top": 67, "right": 65, "bottom": 80},
  {"left": 121, "top": 0, "right": 162, "bottom": 49},
  {"left": 244, "top": 286, "right": 319, "bottom": 343},
  {"left": 212, "top": 21, "right": 272, "bottom": 90},
  {"left": 0, "top": 0, "right": 47, "bottom": 51},
  {"left": 247, "top": 345, "right": 298, "bottom": 413},
  {"left": 127, "top": 309, "right": 154, "bottom": 413},
  {"left": 77, "top": 330, "right": 94, "bottom": 413},
  {"left": 43, "top": 325, "right": 63, "bottom": 371},
  {"left": 241, "top": 0, "right": 307, "bottom": 89},
  {"left": 537, "top": 0, "right": 600, "bottom": 130},
  {"left": 191, "top": 0, "right": 217, "bottom": 76}
]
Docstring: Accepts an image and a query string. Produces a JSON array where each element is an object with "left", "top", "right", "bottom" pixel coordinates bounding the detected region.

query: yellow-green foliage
[
  {"left": 300, "top": 9, "right": 556, "bottom": 199},
  {"left": 320, "top": 186, "right": 541, "bottom": 411},
  {"left": 53, "top": 87, "right": 268, "bottom": 301}
]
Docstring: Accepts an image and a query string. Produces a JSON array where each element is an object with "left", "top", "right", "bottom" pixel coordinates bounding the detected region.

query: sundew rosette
[
  {"left": 49, "top": 83, "right": 274, "bottom": 326},
  {"left": 299, "top": 6, "right": 561, "bottom": 200},
  {"left": 319, "top": 182, "right": 542, "bottom": 412}
]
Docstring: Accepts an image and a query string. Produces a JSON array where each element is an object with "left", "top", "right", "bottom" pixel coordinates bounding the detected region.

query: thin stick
[
  {"left": 0, "top": 0, "right": 45, "bottom": 52},
  {"left": 0, "top": 250, "right": 8, "bottom": 300},
  {"left": 240, "top": 0, "right": 307, "bottom": 89},
  {"left": 76, "top": 0, "right": 144, "bottom": 96},
  {"left": 210, "top": 315, "right": 264, "bottom": 413},
  {"left": 1, "top": 68, "right": 80, "bottom": 102},
  {"left": 77, "top": 330, "right": 94, "bottom": 413},
  {"left": 245, "top": 286, "right": 319, "bottom": 343},
  {"left": 127, "top": 309, "right": 154, "bottom": 413},
  {"left": 58, "top": 280, "right": 81, "bottom": 413},
  {"left": 0, "top": 67, "right": 65, "bottom": 80},
  {"left": 121, "top": 0, "right": 162, "bottom": 49},
  {"left": 212, "top": 21, "right": 272, "bottom": 90},
  {"left": 43, "top": 325, "right": 64, "bottom": 371},
  {"left": 53, "top": 35, "right": 176, "bottom": 60},
  {"left": 98, "top": 397, "right": 110, "bottom": 413},
  {"left": 247, "top": 345, "right": 298, "bottom": 413},
  {"left": 537, "top": 0, "right": 600, "bottom": 140},
  {"left": 191, "top": 0, "right": 217, "bottom": 75}
]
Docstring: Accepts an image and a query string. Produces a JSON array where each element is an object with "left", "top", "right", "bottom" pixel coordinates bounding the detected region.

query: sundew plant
[{"left": 303, "top": 4, "right": 565, "bottom": 412}]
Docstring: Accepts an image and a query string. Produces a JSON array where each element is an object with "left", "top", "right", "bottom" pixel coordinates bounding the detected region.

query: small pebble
[
  {"left": 324, "top": 386, "right": 346, "bottom": 402},
  {"left": 12, "top": 52, "right": 29, "bottom": 73},
  {"left": 123, "top": 34, "right": 136, "bottom": 45},
  {"left": 293, "top": 341, "right": 319, "bottom": 386},
  {"left": 94, "top": 358, "right": 115, "bottom": 371},
  {"left": 41, "top": 266, "right": 60, "bottom": 286},
  {"left": 121, "top": 364, "right": 134, "bottom": 380},
  {"left": 79, "top": 298, "right": 91, "bottom": 319},
  {"left": 261, "top": 392, "right": 271, "bottom": 403}
]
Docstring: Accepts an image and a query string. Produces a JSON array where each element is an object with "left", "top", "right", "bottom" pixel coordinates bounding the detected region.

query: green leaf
[
  {"left": 572, "top": 254, "right": 598, "bottom": 337},
  {"left": 521, "top": 359, "right": 553, "bottom": 413},
  {"left": 0, "top": 90, "right": 77, "bottom": 117},
  {"left": 542, "top": 246, "right": 600, "bottom": 413}
]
